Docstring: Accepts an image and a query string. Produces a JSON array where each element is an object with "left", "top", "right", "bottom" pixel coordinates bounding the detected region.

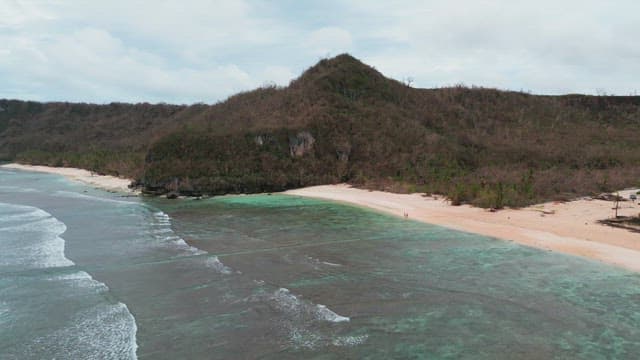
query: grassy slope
[{"left": 1, "top": 54, "right": 639, "bottom": 207}]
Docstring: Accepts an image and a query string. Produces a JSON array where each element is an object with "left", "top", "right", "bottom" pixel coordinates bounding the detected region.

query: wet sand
[
  {"left": 4, "top": 163, "right": 638, "bottom": 271},
  {"left": 286, "top": 185, "right": 640, "bottom": 272},
  {"left": 1, "top": 163, "right": 137, "bottom": 194}
]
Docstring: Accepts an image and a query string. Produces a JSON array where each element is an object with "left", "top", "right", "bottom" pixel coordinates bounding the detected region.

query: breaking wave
[{"left": 0, "top": 202, "right": 139, "bottom": 359}]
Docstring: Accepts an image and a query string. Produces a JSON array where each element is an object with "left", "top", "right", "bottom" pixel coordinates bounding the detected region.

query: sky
[{"left": 1, "top": 0, "right": 639, "bottom": 104}]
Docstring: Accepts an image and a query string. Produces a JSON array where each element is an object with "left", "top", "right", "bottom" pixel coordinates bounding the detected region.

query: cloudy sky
[{"left": 1, "top": 1, "right": 639, "bottom": 104}]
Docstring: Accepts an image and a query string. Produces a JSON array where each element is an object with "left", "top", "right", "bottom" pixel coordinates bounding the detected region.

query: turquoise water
[{"left": 1, "top": 168, "right": 640, "bottom": 359}]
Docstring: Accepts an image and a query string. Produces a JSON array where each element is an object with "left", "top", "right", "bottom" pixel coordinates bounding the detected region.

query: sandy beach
[
  {"left": 1, "top": 163, "right": 138, "bottom": 194},
  {"left": 3, "top": 162, "right": 639, "bottom": 271},
  {"left": 286, "top": 184, "right": 640, "bottom": 272}
]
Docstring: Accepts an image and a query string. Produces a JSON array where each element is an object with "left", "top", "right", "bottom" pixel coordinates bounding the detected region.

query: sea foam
[
  {"left": 18, "top": 302, "right": 138, "bottom": 359},
  {"left": 0, "top": 204, "right": 74, "bottom": 269},
  {"left": 152, "top": 211, "right": 207, "bottom": 256},
  {"left": 54, "top": 190, "right": 135, "bottom": 205},
  {"left": 0, "top": 302, "right": 9, "bottom": 324},
  {"left": 204, "top": 256, "right": 233, "bottom": 274},
  {"left": 267, "top": 288, "right": 350, "bottom": 323},
  {"left": 48, "top": 270, "right": 110, "bottom": 292},
  {"left": 0, "top": 202, "right": 139, "bottom": 359},
  {"left": 251, "top": 287, "right": 358, "bottom": 349},
  {"left": 150, "top": 211, "right": 236, "bottom": 275}
]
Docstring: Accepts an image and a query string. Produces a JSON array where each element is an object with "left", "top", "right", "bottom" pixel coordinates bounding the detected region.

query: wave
[
  {"left": 0, "top": 204, "right": 73, "bottom": 270},
  {"left": 0, "top": 205, "right": 65, "bottom": 229},
  {"left": 331, "top": 334, "right": 369, "bottom": 346},
  {"left": 267, "top": 288, "right": 350, "bottom": 323},
  {"left": 0, "top": 302, "right": 8, "bottom": 324},
  {"left": 0, "top": 185, "right": 40, "bottom": 193},
  {"left": 167, "top": 236, "right": 208, "bottom": 256},
  {"left": 152, "top": 211, "right": 171, "bottom": 224},
  {"left": 0, "top": 202, "right": 139, "bottom": 359},
  {"left": 144, "top": 207, "right": 361, "bottom": 350},
  {"left": 149, "top": 212, "right": 205, "bottom": 255},
  {"left": 146, "top": 209, "right": 360, "bottom": 350},
  {"left": 249, "top": 287, "right": 360, "bottom": 349},
  {"left": 287, "top": 331, "right": 368, "bottom": 349},
  {"left": 304, "top": 255, "right": 343, "bottom": 269},
  {"left": 48, "top": 270, "right": 111, "bottom": 293},
  {"left": 204, "top": 256, "right": 233, "bottom": 274},
  {"left": 150, "top": 211, "right": 235, "bottom": 274},
  {"left": 151, "top": 212, "right": 206, "bottom": 255},
  {"left": 54, "top": 190, "right": 135, "bottom": 205},
  {"left": 315, "top": 304, "right": 350, "bottom": 323},
  {"left": 17, "top": 302, "right": 138, "bottom": 359}
]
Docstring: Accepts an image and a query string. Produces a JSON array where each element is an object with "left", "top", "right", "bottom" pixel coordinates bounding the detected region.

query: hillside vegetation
[{"left": 2, "top": 54, "right": 639, "bottom": 208}]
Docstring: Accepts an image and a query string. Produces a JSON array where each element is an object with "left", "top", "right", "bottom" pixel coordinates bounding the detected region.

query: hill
[{"left": 2, "top": 54, "right": 639, "bottom": 207}]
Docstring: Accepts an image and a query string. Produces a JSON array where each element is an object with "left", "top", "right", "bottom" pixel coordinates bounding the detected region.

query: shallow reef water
[{"left": 2, "top": 168, "right": 640, "bottom": 359}]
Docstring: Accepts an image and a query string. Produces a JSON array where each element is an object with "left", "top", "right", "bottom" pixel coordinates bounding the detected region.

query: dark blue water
[{"left": 2, "top": 168, "right": 640, "bottom": 359}]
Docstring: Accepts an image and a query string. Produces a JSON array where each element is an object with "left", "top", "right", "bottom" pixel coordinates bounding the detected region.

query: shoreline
[
  {"left": 0, "top": 163, "right": 139, "bottom": 194},
  {"left": 3, "top": 163, "right": 639, "bottom": 272},
  {"left": 285, "top": 184, "right": 640, "bottom": 272}
]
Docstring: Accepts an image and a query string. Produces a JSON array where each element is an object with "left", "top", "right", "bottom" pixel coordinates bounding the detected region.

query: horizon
[{"left": 2, "top": 1, "right": 639, "bottom": 104}]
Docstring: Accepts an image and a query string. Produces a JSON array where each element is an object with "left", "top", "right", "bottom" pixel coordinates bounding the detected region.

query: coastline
[
  {"left": 0, "top": 163, "right": 138, "bottom": 194},
  {"left": 3, "top": 162, "right": 639, "bottom": 272},
  {"left": 285, "top": 184, "right": 640, "bottom": 272}
]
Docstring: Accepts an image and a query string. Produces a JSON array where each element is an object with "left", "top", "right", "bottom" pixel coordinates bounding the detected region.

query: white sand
[
  {"left": 286, "top": 184, "right": 640, "bottom": 272},
  {"left": 1, "top": 163, "right": 138, "bottom": 194},
  {"left": 4, "top": 163, "right": 638, "bottom": 271}
]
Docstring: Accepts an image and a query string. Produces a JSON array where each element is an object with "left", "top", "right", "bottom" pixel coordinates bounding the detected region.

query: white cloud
[
  {"left": 345, "top": 0, "right": 640, "bottom": 95},
  {"left": 261, "top": 65, "right": 295, "bottom": 86},
  {"left": 0, "top": 0, "right": 54, "bottom": 28},
  {"left": 306, "top": 27, "right": 353, "bottom": 57},
  {"left": 1, "top": 0, "right": 639, "bottom": 102},
  {"left": 0, "top": 25, "right": 257, "bottom": 103},
  {"left": 0, "top": 1, "right": 293, "bottom": 103}
]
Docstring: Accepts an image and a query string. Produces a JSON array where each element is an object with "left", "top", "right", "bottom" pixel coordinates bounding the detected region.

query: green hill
[{"left": 2, "top": 54, "right": 639, "bottom": 207}]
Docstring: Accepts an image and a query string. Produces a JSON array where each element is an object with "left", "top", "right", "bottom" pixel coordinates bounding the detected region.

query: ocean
[{"left": 1, "top": 167, "right": 640, "bottom": 359}]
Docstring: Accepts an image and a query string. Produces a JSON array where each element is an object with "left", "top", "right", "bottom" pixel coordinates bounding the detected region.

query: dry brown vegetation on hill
[{"left": 1, "top": 54, "right": 639, "bottom": 207}]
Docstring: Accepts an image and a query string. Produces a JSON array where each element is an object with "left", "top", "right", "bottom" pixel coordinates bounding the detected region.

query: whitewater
[
  {"left": 0, "top": 202, "right": 138, "bottom": 359},
  {"left": 3, "top": 166, "right": 640, "bottom": 359},
  {"left": 0, "top": 168, "right": 353, "bottom": 358}
]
